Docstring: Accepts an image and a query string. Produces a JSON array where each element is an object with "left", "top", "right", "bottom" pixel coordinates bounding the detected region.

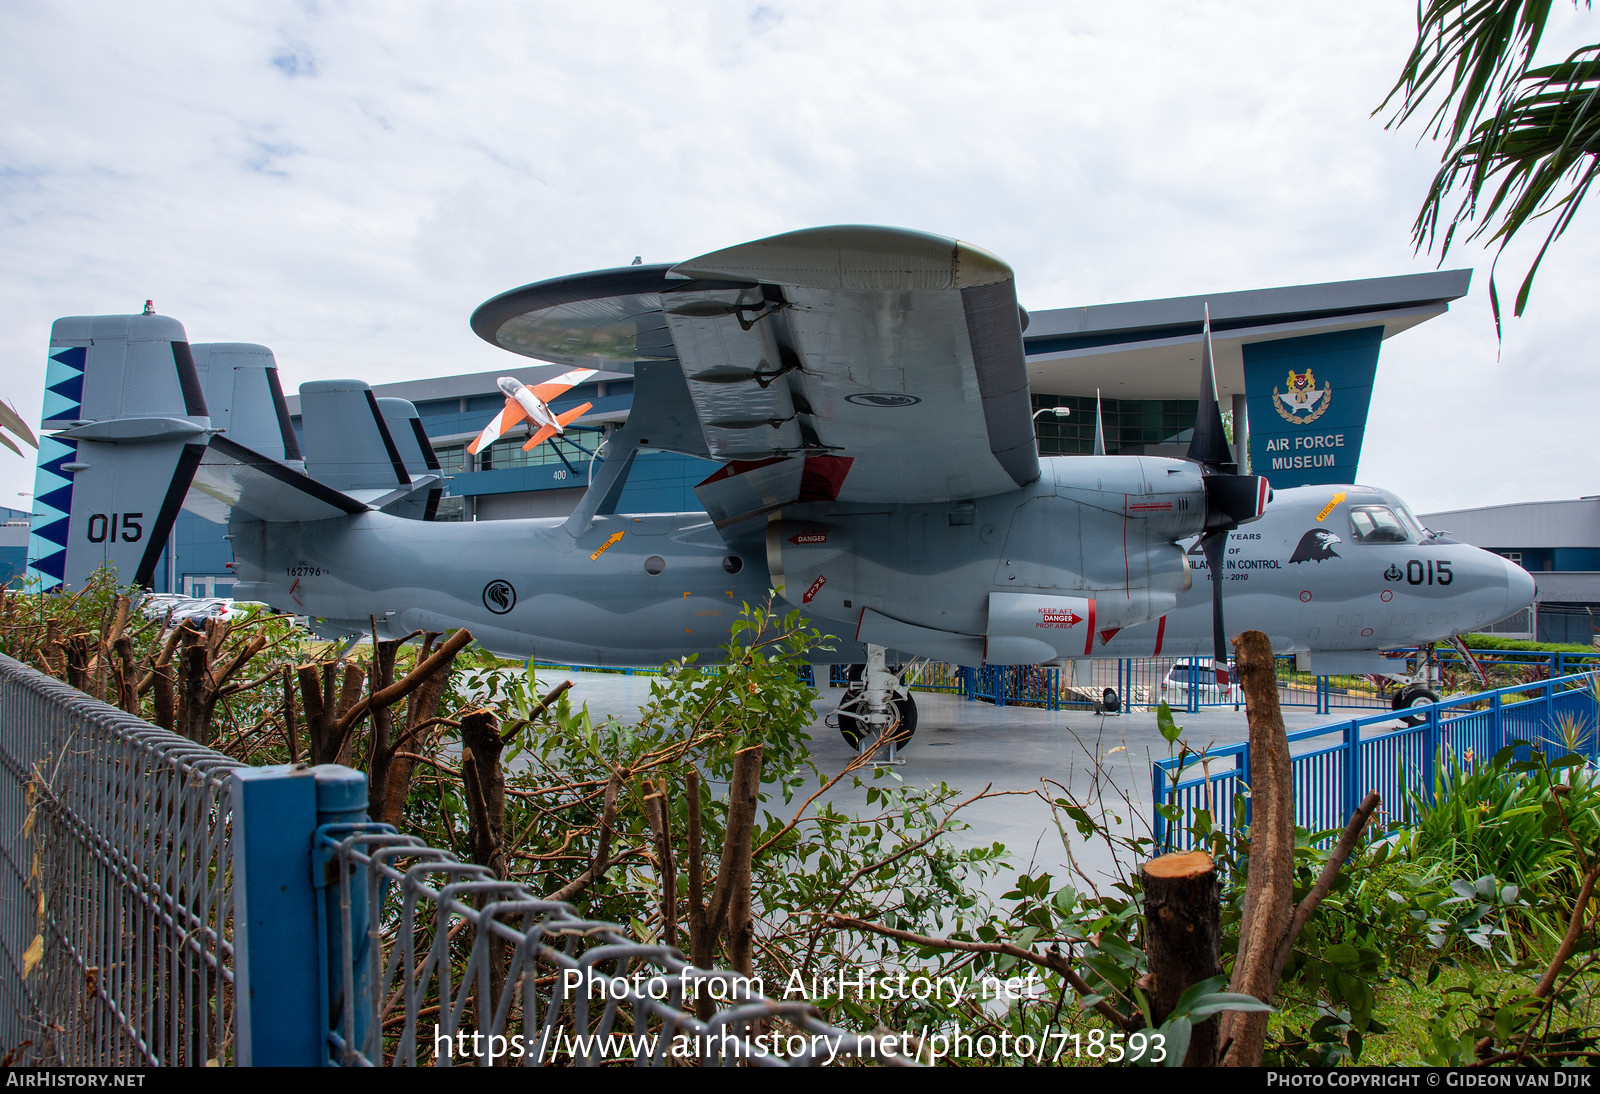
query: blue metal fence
[
  {"left": 0, "top": 655, "right": 241, "bottom": 1065},
  {"left": 545, "top": 649, "right": 1594, "bottom": 718},
  {"left": 1151, "top": 671, "right": 1600, "bottom": 851}
]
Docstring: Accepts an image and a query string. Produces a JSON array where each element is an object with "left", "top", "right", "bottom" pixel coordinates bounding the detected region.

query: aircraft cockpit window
[
  {"left": 1347, "top": 506, "right": 1413, "bottom": 544},
  {"left": 1396, "top": 506, "right": 1429, "bottom": 542}
]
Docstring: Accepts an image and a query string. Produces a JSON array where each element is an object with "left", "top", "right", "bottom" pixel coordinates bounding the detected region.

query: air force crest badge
[{"left": 1274, "top": 367, "right": 1332, "bottom": 424}]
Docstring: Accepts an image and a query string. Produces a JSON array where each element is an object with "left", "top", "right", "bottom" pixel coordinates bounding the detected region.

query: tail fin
[
  {"left": 299, "top": 380, "right": 420, "bottom": 501},
  {"left": 29, "top": 314, "right": 211, "bottom": 591},
  {"left": 376, "top": 397, "right": 443, "bottom": 520},
  {"left": 191, "top": 343, "right": 301, "bottom": 464}
]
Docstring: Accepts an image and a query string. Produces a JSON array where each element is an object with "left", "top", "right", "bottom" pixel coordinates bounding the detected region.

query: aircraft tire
[
  {"left": 1393, "top": 684, "right": 1439, "bottom": 726},
  {"left": 837, "top": 694, "right": 917, "bottom": 750},
  {"left": 1100, "top": 687, "right": 1121, "bottom": 714}
]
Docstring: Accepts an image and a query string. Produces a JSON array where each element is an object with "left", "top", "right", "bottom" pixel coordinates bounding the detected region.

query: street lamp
[{"left": 1032, "top": 405, "right": 1070, "bottom": 452}]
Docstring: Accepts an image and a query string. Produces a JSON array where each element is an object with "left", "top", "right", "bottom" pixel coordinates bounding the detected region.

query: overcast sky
[{"left": 3, "top": 0, "right": 1596, "bottom": 515}]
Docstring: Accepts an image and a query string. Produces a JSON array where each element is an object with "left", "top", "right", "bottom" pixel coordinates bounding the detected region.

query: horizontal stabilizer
[
  {"left": 522, "top": 423, "right": 558, "bottom": 452},
  {"left": 556, "top": 403, "right": 591, "bottom": 428},
  {"left": 519, "top": 403, "right": 592, "bottom": 451},
  {"left": 185, "top": 436, "right": 367, "bottom": 524}
]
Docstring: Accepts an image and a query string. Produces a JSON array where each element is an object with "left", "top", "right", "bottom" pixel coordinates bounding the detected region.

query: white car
[
  {"left": 137, "top": 594, "right": 252, "bottom": 625},
  {"left": 1159, "top": 658, "right": 1245, "bottom": 708}
]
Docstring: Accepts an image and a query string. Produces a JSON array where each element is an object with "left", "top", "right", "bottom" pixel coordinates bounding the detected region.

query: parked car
[
  {"left": 137, "top": 594, "right": 252, "bottom": 625},
  {"left": 1159, "top": 658, "right": 1245, "bottom": 708}
]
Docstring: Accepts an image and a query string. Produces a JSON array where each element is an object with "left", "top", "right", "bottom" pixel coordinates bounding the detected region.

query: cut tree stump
[{"left": 1142, "top": 849, "right": 1222, "bottom": 1067}]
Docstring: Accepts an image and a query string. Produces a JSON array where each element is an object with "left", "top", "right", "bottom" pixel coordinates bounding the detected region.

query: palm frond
[
  {"left": 1413, "top": 44, "right": 1600, "bottom": 326},
  {"left": 1381, "top": 0, "right": 1571, "bottom": 141}
]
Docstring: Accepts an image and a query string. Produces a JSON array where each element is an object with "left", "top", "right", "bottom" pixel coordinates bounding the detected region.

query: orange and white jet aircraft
[{"left": 467, "top": 372, "right": 596, "bottom": 454}]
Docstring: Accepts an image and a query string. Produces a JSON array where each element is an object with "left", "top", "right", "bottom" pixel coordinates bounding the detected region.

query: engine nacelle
[{"left": 985, "top": 590, "right": 1179, "bottom": 664}]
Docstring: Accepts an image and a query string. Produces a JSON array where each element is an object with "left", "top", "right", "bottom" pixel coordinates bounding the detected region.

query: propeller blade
[
  {"left": 1092, "top": 389, "right": 1106, "bottom": 456},
  {"left": 1186, "top": 304, "right": 1235, "bottom": 472},
  {"left": 0, "top": 401, "right": 37, "bottom": 449},
  {"left": 1200, "top": 530, "right": 1230, "bottom": 685}
]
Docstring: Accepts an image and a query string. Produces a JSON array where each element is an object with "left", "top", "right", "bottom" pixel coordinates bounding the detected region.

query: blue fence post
[
  {"left": 314, "top": 767, "right": 372, "bottom": 1064},
  {"left": 1151, "top": 761, "right": 1167, "bottom": 850},
  {"left": 1425, "top": 703, "right": 1441, "bottom": 807},
  {"left": 1238, "top": 749, "right": 1252, "bottom": 827},
  {"left": 230, "top": 764, "right": 324, "bottom": 1067},
  {"left": 1344, "top": 719, "right": 1361, "bottom": 823}
]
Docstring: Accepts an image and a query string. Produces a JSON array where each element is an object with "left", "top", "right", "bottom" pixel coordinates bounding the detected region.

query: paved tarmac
[{"left": 535, "top": 669, "right": 1378, "bottom": 897}]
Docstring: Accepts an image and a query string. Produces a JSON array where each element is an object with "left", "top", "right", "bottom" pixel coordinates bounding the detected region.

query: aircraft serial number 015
[
  {"left": 85, "top": 512, "right": 143, "bottom": 543},
  {"left": 1385, "top": 559, "right": 1453, "bottom": 586}
]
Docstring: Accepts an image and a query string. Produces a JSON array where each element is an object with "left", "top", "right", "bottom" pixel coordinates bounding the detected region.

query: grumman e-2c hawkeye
[{"left": 28, "top": 226, "right": 1534, "bottom": 749}]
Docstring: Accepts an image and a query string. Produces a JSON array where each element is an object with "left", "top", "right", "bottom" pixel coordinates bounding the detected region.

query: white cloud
[{"left": 0, "top": 0, "right": 1595, "bottom": 513}]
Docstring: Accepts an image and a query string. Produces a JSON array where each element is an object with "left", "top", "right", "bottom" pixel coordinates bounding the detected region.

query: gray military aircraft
[{"left": 28, "top": 226, "right": 1534, "bottom": 747}]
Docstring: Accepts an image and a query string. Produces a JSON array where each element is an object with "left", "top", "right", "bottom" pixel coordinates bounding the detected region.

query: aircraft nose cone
[{"left": 1504, "top": 559, "right": 1536, "bottom": 619}]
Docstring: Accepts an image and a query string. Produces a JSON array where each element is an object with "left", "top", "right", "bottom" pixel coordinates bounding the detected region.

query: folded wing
[{"left": 470, "top": 225, "right": 1040, "bottom": 514}]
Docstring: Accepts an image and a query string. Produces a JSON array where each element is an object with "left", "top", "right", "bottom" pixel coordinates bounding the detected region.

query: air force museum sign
[
  {"left": 1020, "top": 270, "right": 1467, "bottom": 492},
  {"left": 1244, "top": 326, "right": 1381, "bottom": 488}
]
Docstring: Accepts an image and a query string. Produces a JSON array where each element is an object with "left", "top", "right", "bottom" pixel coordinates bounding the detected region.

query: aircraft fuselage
[{"left": 229, "top": 457, "right": 1533, "bottom": 671}]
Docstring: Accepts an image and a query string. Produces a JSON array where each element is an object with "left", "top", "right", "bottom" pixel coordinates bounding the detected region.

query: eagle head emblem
[{"left": 1288, "top": 528, "right": 1342, "bottom": 564}]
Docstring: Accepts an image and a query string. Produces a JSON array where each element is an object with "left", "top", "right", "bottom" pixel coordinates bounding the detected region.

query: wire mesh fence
[
  {"left": 0, "top": 652, "right": 240, "bottom": 1066},
  {"left": 315, "top": 825, "right": 915, "bottom": 1067}
]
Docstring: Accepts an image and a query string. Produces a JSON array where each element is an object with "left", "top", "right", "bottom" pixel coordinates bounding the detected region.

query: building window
[
  {"left": 1030, "top": 395, "right": 1199, "bottom": 456},
  {"left": 435, "top": 445, "right": 469, "bottom": 474},
  {"left": 480, "top": 433, "right": 594, "bottom": 471}
]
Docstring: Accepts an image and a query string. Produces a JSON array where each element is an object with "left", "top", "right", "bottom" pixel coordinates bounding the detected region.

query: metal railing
[
  {"left": 542, "top": 649, "right": 1597, "bottom": 716},
  {"left": 0, "top": 652, "right": 914, "bottom": 1067},
  {"left": 0, "top": 652, "right": 240, "bottom": 1066},
  {"left": 1151, "top": 671, "right": 1600, "bottom": 851},
  {"left": 312, "top": 823, "right": 910, "bottom": 1066}
]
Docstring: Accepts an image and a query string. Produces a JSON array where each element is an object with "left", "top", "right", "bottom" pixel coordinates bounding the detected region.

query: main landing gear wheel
[
  {"left": 1100, "top": 687, "right": 1121, "bottom": 714},
  {"left": 838, "top": 693, "right": 917, "bottom": 749},
  {"left": 1393, "top": 683, "right": 1439, "bottom": 726}
]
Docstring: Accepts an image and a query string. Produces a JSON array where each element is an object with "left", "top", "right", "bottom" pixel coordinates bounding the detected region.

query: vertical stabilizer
[
  {"left": 29, "top": 313, "right": 212, "bottom": 591},
  {"left": 192, "top": 343, "right": 302, "bottom": 464},
  {"left": 377, "top": 397, "right": 442, "bottom": 520},
  {"left": 300, "top": 380, "right": 410, "bottom": 493}
]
